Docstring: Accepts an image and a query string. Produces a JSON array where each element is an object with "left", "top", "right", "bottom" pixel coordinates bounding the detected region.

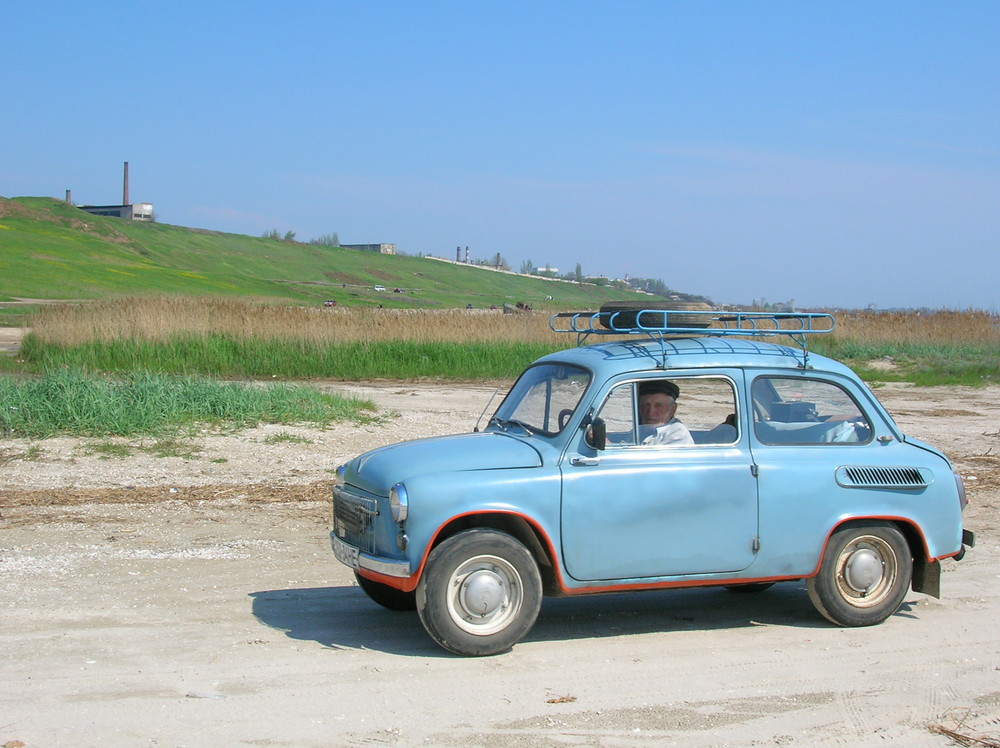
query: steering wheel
[{"left": 557, "top": 409, "right": 574, "bottom": 430}]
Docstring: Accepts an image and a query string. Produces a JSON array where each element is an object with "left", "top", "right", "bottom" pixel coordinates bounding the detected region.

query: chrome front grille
[
  {"left": 332, "top": 487, "right": 378, "bottom": 552},
  {"left": 836, "top": 465, "right": 933, "bottom": 489}
]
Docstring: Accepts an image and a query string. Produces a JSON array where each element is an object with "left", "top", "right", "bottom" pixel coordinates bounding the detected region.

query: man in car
[{"left": 638, "top": 380, "right": 694, "bottom": 446}]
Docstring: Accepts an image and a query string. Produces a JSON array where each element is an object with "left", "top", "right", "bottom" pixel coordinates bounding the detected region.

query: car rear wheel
[
  {"left": 807, "top": 522, "right": 911, "bottom": 627},
  {"left": 354, "top": 571, "right": 416, "bottom": 611},
  {"left": 416, "top": 529, "right": 542, "bottom": 656}
]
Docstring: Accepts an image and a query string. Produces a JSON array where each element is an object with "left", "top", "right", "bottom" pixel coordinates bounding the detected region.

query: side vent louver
[{"left": 836, "top": 465, "right": 933, "bottom": 490}]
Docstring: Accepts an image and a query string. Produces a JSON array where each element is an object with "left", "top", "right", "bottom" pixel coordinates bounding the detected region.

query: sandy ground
[{"left": 1, "top": 374, "right": 999, "bottom": 747}]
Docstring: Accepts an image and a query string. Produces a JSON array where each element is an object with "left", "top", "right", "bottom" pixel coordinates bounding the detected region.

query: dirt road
[{"left": 1, "top": 382, "right": 998, "bottom": 747}]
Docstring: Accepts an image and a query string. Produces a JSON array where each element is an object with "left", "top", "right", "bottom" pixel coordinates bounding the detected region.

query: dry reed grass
[
  {"left": 28, "top": 297, "right": 567, "bottom": 345},
  {"left": 27, "top": 297, "right": 999, "bottom": 347},
  {"left": 829, "top": 309, "right": 999, "bottom": 346}
]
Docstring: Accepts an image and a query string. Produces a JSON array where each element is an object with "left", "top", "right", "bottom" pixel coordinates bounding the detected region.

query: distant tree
[
  {"left": 261, "top": 229, "right": 299, "bottom": 242},
  {"left": 627, "top": 276, "right": 671, "bottom": 296},
  {"left": 574, "top": 263, "right": 583, "bottom": 282},
  {"left": 309, "top": 233, "right": 340, "bottom": 247},
  {"left": 520, "top": 259, "right": 534, "bottom": 275}
]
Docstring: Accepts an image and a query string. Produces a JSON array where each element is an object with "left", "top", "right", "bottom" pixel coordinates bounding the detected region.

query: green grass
[
  {"left": 0, "top": 196, "right": 652, "bottom": 312},
  {"left": 16, "top": 334, "right": 565, "bottom": 380},
  {"left": 811, "top": 339, "right": 1000, "bottom": 387},
  {"left": 0, "top": 369, "right": 380, "bottom": 438},
  {"left": 12, "top": 331, "right": 1000, "bottom": 387},
  {"left": 141, "top": 436, "right": 205, "bottom": 459},
  {"left": 262, "top": 431, "right": 314, "bottom": 445},
  {"left": 77, "top": 441, "right": 137, "bottom": 459}
]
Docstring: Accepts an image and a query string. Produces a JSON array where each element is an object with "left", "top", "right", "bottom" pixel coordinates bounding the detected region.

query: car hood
[{"left": 343, "top": 432, "right": 543, "bottom": 495}]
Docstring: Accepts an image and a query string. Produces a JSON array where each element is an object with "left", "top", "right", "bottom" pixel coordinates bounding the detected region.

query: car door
[
  {"left": 747, "top": 373, "right": 878, "bottom": 571},
  {"left": 560, "top": 372, "right": 759, "bottom": 581}
]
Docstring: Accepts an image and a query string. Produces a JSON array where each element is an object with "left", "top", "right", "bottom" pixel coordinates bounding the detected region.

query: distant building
[
  {"left": 342, "top": 243, "right": 396, "bottom": 255},
  {"left": 73, "top": 162, "right": 153, "bottom": 221},
  {"left": 78, "top": 203, "right": 154, "bottom": 221}
]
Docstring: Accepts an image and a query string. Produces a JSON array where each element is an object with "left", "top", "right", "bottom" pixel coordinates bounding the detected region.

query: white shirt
[{"left": 641, "top": 418, "right": 694, "bottom": 446}]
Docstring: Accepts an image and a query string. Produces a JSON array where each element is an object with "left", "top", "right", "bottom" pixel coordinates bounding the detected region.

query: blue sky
[{"left": 4, "top": 2, "right": 998, "bottom": 310}]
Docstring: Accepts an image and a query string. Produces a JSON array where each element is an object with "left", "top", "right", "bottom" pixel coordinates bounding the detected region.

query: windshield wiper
[{"left": 488, "top": 416, "right": 535, "bottom": 435}]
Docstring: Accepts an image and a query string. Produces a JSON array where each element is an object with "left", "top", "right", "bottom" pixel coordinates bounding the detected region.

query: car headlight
[
  {"left": 389, "top": 483, "right": 408, "bottom": 523},
  {"left": 333, "top": 464, "right": 347, "bottom": 488}
]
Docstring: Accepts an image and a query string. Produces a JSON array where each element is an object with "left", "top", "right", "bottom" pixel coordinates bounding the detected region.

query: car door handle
[{"left": 571, "top": 456, "right": 600, "bottom": 466}]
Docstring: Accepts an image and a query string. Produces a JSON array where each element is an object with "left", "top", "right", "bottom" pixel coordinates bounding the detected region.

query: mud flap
[{"left": 911, "top": 558, "right": 941, "bottom": 599}]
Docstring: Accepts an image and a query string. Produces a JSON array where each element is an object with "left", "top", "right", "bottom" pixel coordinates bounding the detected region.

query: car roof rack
[{"left": 549, "top": 309, "right": 836, "bottom": 367}]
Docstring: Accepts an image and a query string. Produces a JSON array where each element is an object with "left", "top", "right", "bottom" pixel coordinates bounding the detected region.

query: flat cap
[{"left": 639, "top": 380, "right": 680, "bottom": 400}]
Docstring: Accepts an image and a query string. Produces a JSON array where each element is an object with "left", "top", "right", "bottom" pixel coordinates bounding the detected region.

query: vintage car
[{"left": 330, "top": 306, "right": 974, "bottom": 656}]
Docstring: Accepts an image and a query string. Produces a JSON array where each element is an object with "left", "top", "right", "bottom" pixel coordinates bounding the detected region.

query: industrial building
[
  {"left": 71, "top": 161, "right": 154, "bottom": 222},
  {"left": 77, "top": 203, "right": 154, "bottom": 221}
]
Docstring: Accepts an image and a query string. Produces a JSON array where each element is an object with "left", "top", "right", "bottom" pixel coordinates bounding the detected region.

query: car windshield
[{"left": 491, "top": 363, "right": 591, "bottom": 436}]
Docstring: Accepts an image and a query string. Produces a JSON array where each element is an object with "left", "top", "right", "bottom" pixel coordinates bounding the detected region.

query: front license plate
[{"left": 332, "top": 535, "right": 360, "bottom": 569}]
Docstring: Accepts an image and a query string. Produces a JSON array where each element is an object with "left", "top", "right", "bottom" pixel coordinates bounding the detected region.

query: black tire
[
  {"left": 807, "top": 522, "right": 911, "bottom": 627},
  {"left": 724, "top": 582, "right": 775, "bottom": 593},
  {"left": 598, "top": 300, "right": 713, "bottom": 331},
  {"left": 415, "top": 529, "right": 543, "bottom": 656},
  {"left": 355, "top": 571, "right": 416, "bottom": 611}
]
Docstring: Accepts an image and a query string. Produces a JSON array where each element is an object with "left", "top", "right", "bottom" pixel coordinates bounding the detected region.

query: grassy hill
[{"left": 0, "top": 196, "right": 656, "bottom": 313}]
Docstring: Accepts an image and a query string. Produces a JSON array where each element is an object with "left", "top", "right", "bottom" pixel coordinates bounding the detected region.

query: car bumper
[{"left": 330, "top": 532, "right": 411, "bottom": 578}]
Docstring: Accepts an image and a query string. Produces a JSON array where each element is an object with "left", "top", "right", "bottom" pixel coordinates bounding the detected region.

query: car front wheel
[
  {"left": 354, "top": 571, "right": 416, "bottom": 611},
  {"left": 807, "top": 522, "right": 911, "bottom": 627},
  {"left": 416, "top": 528, "right": 543, "bottom": 656}
]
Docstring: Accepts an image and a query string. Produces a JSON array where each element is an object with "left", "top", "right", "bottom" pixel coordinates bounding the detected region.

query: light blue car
[{"left": 331, "top": 306, "right": 975, "bottom": 656}]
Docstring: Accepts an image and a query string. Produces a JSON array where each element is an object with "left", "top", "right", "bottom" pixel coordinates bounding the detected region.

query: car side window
[
  {"left": 596, "top": 376, "right": 739, "bottom": 448},
  {"left": 598, "top": 384, "right": 639, "bottom": 445},
  {"left": 752, "top": 377, "right": 871, "bottom": 445}
]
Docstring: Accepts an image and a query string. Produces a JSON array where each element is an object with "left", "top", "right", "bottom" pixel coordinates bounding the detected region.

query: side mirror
[{"left": 586, "top": 418, "right": 607, "bottom": 451}]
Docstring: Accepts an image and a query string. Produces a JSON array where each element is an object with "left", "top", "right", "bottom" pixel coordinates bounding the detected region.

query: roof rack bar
[
  {"left": 549, "top": 309, "right": 835, "bottom": 338},
  {"left": 549, "top": 309, "right": 834, "bottom": 368}
]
